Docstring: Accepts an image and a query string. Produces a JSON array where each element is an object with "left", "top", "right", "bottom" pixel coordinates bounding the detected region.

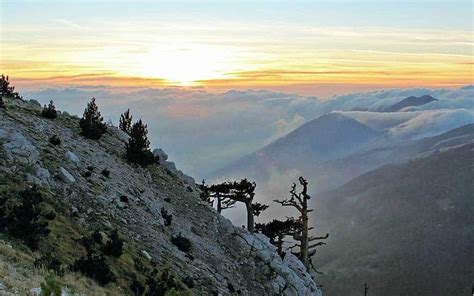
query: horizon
[{"left": 2, "top": 0, "right": 473, "bottom": 97}]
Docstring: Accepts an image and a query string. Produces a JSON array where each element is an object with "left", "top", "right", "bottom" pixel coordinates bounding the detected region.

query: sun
[{"left": 137, "top": 43, "right": 235, "bottom": 85}]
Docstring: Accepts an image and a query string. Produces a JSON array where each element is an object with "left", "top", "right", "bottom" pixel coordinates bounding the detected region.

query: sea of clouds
[{"left": 23, "top": 85, "right": 474, "bottom": 179}]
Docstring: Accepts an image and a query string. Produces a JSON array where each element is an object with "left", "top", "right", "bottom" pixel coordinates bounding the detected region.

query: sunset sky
[{"left": 1, "top": 0, "right": 473, "bottom": 96}]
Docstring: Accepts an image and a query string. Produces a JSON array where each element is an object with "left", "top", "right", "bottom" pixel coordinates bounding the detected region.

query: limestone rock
[
  {"left": 2, "top": 131, "right": 39, "bottom": 165},
  {"left": 153, "top": 148, "right": 168, "bottom": 163},
  {"left": 65, "top": 151, "right": 80, "bottom": 163},
  {"left": 58, "top": 167, "right": 75, "bottom": 183}
]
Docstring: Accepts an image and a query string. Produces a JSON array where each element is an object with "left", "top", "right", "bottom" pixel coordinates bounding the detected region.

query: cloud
[{"left": 22, "top": 85, "right": 474, "bottom": 180}]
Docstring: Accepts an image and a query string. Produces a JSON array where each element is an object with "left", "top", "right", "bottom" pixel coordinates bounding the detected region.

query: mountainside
[
  {"left": 0, "top": 96, "right": 322, "bottom": 295},
  {"left": 314, "top": 143, "right": 474, "bottom": 296},
  {"left": 384, "top": 95, "right": 438, "bottom": 112},
  {"left": 308, "top": 123, "right": 474, "bottom": 193},
  {"left": 211, "top": 113, "right": 379, "bottom": 182}
]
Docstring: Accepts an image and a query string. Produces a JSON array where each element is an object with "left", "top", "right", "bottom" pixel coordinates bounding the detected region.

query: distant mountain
[
  {"left": 210, "top": 113, "right": 380, "bottom": 182},
  {"left": 314, "top": 143, "right": 474, "bottom": 296},
  {"left": 384, "top": 95, "right": 437, "bottom": 112},
  {"left": 309, "top": 123, "right": 474, "bottom": 193}
]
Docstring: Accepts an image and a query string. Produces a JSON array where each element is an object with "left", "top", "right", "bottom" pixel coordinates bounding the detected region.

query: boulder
[
  {"left": 65, "top": 151, "right": 80, "bottom": 163},
  {"left": 2, "top": 131, "right": 39, "bottom": 165},
  {"left": 58, "top": 167, "right": 75, "bottom": 183},
  {"left": 142, "top": 250, "right": 152, "bottom": 261},
  {"left": 153, "top": 148, "right": 168, "bottom": 163},
  {"left": 29, "top": 99, "right": 41, "bottom": 107}
]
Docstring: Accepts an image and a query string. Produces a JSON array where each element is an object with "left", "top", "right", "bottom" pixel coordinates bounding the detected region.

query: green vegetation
[
  {"left": 126, "top": 119, "right": 156, "bottom": 166},
  {"left": 79, "top": 97, "right": 107, "bottom": 140},
  {"left": 40, "top": 274, "right": 62, "bottom": 296},
  {"left": 171, "top": 234, "right": 192, "bottom": 253},
  {"left": 41, "top": 100, "right": 58, "bottom": 119}
]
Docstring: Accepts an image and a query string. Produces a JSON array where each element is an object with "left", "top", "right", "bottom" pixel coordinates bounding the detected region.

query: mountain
[
  {"left": 308, "top": 123, "right": 474, "bottom": 193},
  {"left": 314, "top": 142, "right": 474, "bottom": 296},
  {"left": 0, "top": 96, "right": 322, "bottom": 295},
  {"left": 211, "top": 112, "right": 379, "bottom": 182},
  {"left": 384, "top": 95, "right": 438, "bottom": 112}
]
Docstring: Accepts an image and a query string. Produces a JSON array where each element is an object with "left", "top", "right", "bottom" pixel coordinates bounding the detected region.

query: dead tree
[{"left": 274, "top": 176, "right": 328, "bottom": 271}]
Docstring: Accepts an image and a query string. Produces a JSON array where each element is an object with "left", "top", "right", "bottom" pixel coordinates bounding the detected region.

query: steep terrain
[
  {"left": 0, "top": 96, "right": 322, "bottom": 295},
  {"left": 314, "top": 143, "right": 474, "bottom": 296}
]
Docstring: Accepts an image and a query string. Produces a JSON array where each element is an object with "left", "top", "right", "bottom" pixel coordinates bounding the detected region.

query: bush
[
  {"left": 40, "top": 274, "right": 62, "bottom": 296},
  {"left": 101, "top": 168, "right": 110, "bottom": 178},
  {"left": 41, "top": 100, "right": 58, "bottom": 119},
  {"left": 0, "top": 97, "right": 5, "bottom": 109},
  {"left": 49, "top": 135, "right": 61, "bottom": 146},
  {"left": 73, "top": 253, "right": 115, "bottom": 286},
  {"left": 171, "top": 234, "right": 192, "bottom": 253},
  {"left": 161, "top": 207, "right": 172, "bottom": 226},
  {"left": 0, "top": 185, "right": 52, "bottom": 250},
  {"left": 103, "top": 229, "right": 124, "bottom": 257},
  {"left": 119, "top": 109, "right": 133, "bottom": 135},
  {"left": 79, "top": 97, "right": 107, "bottom": 140},
  {"left": 125, "top": 119, "right": 155, "bottom": 166}
]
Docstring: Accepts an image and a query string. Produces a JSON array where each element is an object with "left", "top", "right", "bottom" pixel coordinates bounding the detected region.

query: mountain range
[{"left": 211, "top": 93, "right": 474, "bottom": 295}]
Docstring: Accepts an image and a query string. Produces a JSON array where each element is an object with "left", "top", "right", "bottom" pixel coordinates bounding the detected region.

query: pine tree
[
  {"left": 255, "top": 217, "right": 302, "bottom": 255},
  {"left": 119, "top": 109, "right": 133, "bottom": 135},
  {"left": 0, "top": 74, "right": 21, "bottom": 100},
  {"left": 1, "top": 74, "right": 15, "bottom": 96},
  {"left": 125, "top": 119, "right": 155, "bottom": 166},
  {"left": 79, "top": 98, "right": 107, "bottom": 140},
  {"left": 274, "top": 177, "right": 328, "bottom": 272},
  {"left": 206, "top": 179, "right": 266, "bottom": 233},
  {"left": 41, "top": 100, "right": 58, "bottom": 119}
]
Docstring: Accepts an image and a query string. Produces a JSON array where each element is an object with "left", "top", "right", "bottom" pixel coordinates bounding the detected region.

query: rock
[
  {"left": 65, "top": 151, "right": 80, "bottom": 163},
  {"left": 153, "top": 148, "right": 168, "bottom": 163},
  {"left": 29, "top": 288, "right": 41, "bottom": 296},
  {"left": 162, "top": 161, "right": 178, "bottom": 174},
  {"left": 58, "top": 167, "right": 75, "bottom": 183},
  {"left": 29, "top": 99, "right": 41, "bottom": 107},
  {"left": 142, "top": 250, "right": 152, "bottom": 261},
  {"left": 2, "top": 131, "right": 39, "bottom": 164}
]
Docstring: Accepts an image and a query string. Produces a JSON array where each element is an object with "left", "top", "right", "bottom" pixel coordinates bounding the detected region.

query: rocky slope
[{"left": 0, "top": 96, "right": 322, "bottom": 295}]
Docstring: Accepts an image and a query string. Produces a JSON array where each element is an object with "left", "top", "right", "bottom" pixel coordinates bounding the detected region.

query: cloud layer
[{"left": 23, "top": 85, "right": 474, "bottom": 179}]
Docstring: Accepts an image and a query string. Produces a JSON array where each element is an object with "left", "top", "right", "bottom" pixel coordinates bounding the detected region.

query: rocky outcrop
[{"left": 0, "top": 130, "right": 39, "bottom": 165}]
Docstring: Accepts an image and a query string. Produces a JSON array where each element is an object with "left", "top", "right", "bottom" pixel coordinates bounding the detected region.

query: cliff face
[{"left": 0, "top": 97, "right": 322, "bottom": 295}]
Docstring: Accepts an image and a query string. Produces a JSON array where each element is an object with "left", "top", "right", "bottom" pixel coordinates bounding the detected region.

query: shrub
[
  {"left": 119, "top": 195, "right": 129, "bottom": 203},
  {"left": 171, "top": 234, "right": 192, "bottom": 253},
  {"left": 119, "top": 109, "right": 133, "bottom": 135},
  {"left": 103, "top": 229, "right": 124, "bottom": 257},
  {"left": 125, "top": 119, "right": 155, "bottom": 166},
  {"left": 101, "top": 168, "right": 110, "bottom": 178},
  {"left": 161, "top": 207, "right": 172, "bottom": 226},
  {"left": 49, "top": 135, "right": 61, "bottom": 146},
  {"left": 0, "top": 185, "right": 52, "bottom": 250},
  {"left": 41, "top": 100, "right": 58, "bottom": 119},
  {"left": 40, "top": 274, "right": 62, "bottom": 296},
  {"left": 0, "top": 97, "right": 5, "bottom": 109},
  {"left": 73, "top": 253, "right": 115, "bottom": 286},
  {"left": 79, "top": 97, "right": 107, "bottom": 140}
]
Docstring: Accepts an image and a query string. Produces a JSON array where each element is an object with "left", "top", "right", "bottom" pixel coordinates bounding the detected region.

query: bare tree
[{"left": 274, "top": 176, "right": 328, "bottom": 271}]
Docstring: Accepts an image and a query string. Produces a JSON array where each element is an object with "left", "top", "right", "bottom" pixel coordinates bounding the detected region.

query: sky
[{"left": 1, "top": 0, "right": 473, "bottom": 96}]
